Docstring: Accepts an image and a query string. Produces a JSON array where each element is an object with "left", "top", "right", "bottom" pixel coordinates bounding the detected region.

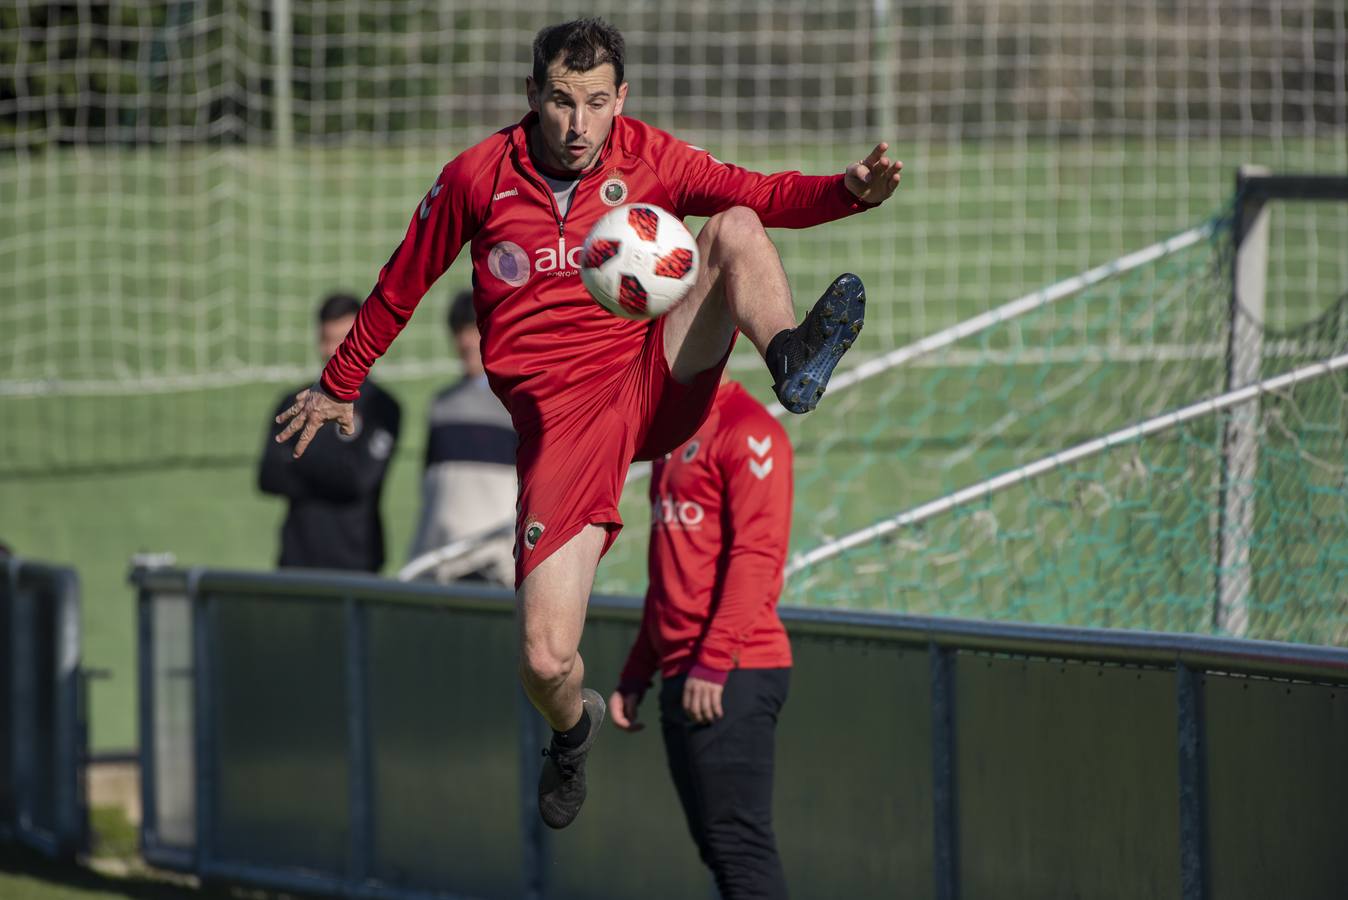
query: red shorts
[{"left": 512, "top": 317, "right": 735, "bottom": 587}]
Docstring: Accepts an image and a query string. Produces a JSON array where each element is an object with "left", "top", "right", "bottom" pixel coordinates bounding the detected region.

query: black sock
[
  {"left": 765, "top": 328, "right": 795, "bottom": 384},
  {"left": 553, "top": 708, "right": 591, "bottom": 750}
]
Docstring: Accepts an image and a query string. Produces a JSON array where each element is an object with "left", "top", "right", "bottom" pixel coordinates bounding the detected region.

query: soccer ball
[{"left": 579, "top": 203, "right": 700, "bottom": 320}]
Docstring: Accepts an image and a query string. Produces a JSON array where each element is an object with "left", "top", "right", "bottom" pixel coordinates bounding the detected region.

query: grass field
[
  {"left": 0, "top": 807, "right": 172, "bottom": 900},
  {"left": 0, "top": 842, "right": 316, "bottom": 900},
  {"left": 1, "top": 134, "right": 1344, "bottom": 751}
]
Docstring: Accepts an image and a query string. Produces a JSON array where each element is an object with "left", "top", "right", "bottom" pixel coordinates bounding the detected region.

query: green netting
[
  {"left": 779, "top": 220, "right": 1348, "bottom": 644},
  {"left": 789, "top": 361, "right": 1348, "bottom": 646},
  {"left": 781, "top": 222, "right": 1234, "bottom": 552},
  {"left": 4, "top": 3, "right": 1345, "bottom": 479}
]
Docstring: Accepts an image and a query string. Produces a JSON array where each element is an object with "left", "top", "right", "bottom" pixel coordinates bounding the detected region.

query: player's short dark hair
[
  {"left": 447, "top": 290, "right": 476, "bottom": 334},
  {"left": 317, "top": 292, "right": 362, "bottom": 323},
  {"left": 532, "top": 18, "right": 625, "bottom": 89}
]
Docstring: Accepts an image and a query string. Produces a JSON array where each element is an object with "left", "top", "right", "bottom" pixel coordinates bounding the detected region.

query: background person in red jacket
[
  {"left": 611, "top": 379, "right": 794, "bottom": 900},
  {"left": 274, "top": 18, "right": 901, "bottom": 831}
]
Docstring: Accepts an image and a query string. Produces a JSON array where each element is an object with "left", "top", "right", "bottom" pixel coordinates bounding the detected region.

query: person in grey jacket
[{"left": 408, "top": 290, "right": 517, "bottom": 584}]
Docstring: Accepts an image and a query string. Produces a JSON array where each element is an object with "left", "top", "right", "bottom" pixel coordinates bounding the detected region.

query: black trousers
[{"left": 659, "top": 668, "right": 791, "bottom": 900}]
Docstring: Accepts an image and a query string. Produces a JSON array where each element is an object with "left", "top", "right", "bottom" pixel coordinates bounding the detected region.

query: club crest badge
[
  {"left": 523, "top": 518, "right": 546, "bottom": 551},
  {"left": 600, "top": 176, "right": 629, "bottom": 206},
  {"left": 681, "top": 441, "right": 700, "bottom": 463}
]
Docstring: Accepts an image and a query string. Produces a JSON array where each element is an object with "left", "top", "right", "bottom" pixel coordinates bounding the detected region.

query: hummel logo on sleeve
[
  {"left": 493, "top": 188, "right": 519, "bottom": 201},
  {"left": 419, "top": 183, "right": 443, "bottom": 220},
  {"left": 686, "top": 144, "right": 725, "bottom": 166},
  {"left": 747, "top": 434, "right": 774, "bottom": 480}
]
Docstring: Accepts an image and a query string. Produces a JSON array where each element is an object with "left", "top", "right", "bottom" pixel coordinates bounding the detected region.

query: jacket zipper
[{"left": 521, "top": 154, "right": 602, "bottom": 239}]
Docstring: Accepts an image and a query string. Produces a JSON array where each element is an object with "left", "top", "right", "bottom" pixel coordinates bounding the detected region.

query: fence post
[
  {"left": 519, "top": 687, "right": 547, "bottom": 900},
  {"left": 53, "top": 569, "right": 82, "bottom": 853},
  {"left": 271, "top": 0, "right": 294, "bottom": 150},
  {"left": 930, "top": 644, "right": 959, "bottom": 900},
  {"left": 10, "top": 566, "right": 35, "bottom": 840},
  {"left": 871, "top": 0, "right": 896, "bottom": 141},
  {"left": 137, "top": 580, "right": 159, "bottom": 855},
  {"left": 190, "top": 572, "right": 214, "bottom": 875},
  {"left": 346, "top": 597, "right": 373, "bottom": 885},
  {"left": 0, "top": 559, "right": 12, "bottom": 836},
  {"left": 1176, "top": 663, "right": 1209, "bottom": 900},
  {"left": 1215, "top": 164, "right": 1270, "bottom": 636}
]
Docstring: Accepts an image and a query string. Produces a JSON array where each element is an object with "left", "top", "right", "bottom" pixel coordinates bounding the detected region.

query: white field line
[{"left": 5, "top": 224, "right": 1214, "bottom": 403}]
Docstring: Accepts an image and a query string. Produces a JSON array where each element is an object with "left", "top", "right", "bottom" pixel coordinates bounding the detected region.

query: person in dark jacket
[{"left": 259, "top": 293, "right": 401, "bottom": 571}]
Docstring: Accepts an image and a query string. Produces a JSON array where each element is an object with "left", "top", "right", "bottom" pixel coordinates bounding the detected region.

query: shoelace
[{"left": 541, "top": 746, "right": 582, "bottom": 778}]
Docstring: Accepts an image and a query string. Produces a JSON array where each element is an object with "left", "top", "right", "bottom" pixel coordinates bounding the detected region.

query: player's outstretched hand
[
  {"left": 274, "top": 383, "right": 355, "bottom": 459},
  {"left": 845, "top": 142, "right": 904, "bottom": 205},
  {"left": 682, "top": 675, "right": 724, "bottom": 725},
  {"left": 609, "top": 689, "right": 645, "bottom": 732}
]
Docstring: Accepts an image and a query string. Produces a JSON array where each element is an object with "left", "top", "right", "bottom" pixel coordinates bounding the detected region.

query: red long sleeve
[
  {"left": 321, "top": 153, "right": 488, "bottom": 400},
  {"left": 695, "top": 410, "right": 794, "bottom": 672},
  {"left": 656, "top": 138, "right": 873, "bottom": 228}
]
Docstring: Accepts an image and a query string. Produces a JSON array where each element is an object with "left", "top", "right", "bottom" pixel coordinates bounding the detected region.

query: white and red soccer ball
[{"left": 579, "top": 203, "right": 700, "bottom": 320}]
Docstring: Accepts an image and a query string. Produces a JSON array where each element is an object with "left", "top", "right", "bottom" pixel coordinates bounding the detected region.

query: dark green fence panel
[
  {"left": 1205, "top": 674, "right": 1348, "bottom": 900},
  {"left": 132, "top": 568, "right": 1348, "bottom": 900},
  {"left": 367, "top": 603, "right": 527, "bottom": 899},
  {"left": 955, "top": 657, "right": 1180, "bottom": 899},
  {"left": 1, "top": 558, "right": 86, "bottom": 858},
  {"left": 776, "top": 636, "right": 935, "bottom": 897},
  {"left": 210, "top": 593, "right": 351, "bottom": 874}
]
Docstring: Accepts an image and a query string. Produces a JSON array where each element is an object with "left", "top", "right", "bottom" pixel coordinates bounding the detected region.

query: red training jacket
[
  {"left": 320, "top": 112, "right": 874, "bottom": 428},
  {"left": 619, "top": 381, "right": 794, "bottom": 692}
]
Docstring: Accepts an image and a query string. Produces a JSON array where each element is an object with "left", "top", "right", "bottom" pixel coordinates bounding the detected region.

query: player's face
[
  {"left": 526, "top": 60, "right": 627, "bottom": 173},
  {"left": 453, "top": 324, "right": 484, "bottom": 378},
  {"left": 318, "top": 314, "right": 356, "bottom": 362}
]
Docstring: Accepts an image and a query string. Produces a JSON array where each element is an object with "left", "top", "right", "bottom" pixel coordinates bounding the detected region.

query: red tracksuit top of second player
[
  {"left": 319, "top": 112, "right": 873, "bottom": 426},
  {"left": 619, "top": 382, "right": 794, "bottom": 690}
]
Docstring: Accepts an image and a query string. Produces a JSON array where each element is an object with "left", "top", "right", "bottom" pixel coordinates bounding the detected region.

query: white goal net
[{"left": 1, "top": 0, "right": 1344, "bottom": 477}]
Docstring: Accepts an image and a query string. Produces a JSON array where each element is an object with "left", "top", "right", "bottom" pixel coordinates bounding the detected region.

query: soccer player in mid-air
[{"left": 275, "top": 18, "right": 903, "bottom": 829}]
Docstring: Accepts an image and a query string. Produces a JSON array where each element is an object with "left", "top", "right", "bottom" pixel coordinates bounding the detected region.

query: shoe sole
[
  {"left": 777, "top": 273, "right": 866, "bottom": 414},
  {"left": 538, "top": 689, "right": 607, "bottom": 830}
]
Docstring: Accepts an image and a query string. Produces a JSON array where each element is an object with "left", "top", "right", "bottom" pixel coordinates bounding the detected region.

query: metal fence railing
[
  {"left": 132, "top": 566, "right": 1348, "bottom": 900},
  {"left": 1, "top": 557, "right": 86, "bottom": 859}
]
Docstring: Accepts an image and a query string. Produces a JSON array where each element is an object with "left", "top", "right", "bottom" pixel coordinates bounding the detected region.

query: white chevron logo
[
  {"left": 749, "top": 458, "right": 774, "bottom": 480},
  {"left": 419, "top": 183, "right": 443, "bottom": 220},
  {"left": 747, "top": 435, "right": 772, "bottom": 458}
]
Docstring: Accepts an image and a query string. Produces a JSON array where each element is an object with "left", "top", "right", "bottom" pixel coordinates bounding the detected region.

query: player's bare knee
[
  {"left": 710, "top": 205, "right": 763, "bottom": 234},
  {"left": 702, "top": 206, "right": 766, "bottom": 255},
  {"left": 520, "top": 643, "right": 575, "bottom": 688}
]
